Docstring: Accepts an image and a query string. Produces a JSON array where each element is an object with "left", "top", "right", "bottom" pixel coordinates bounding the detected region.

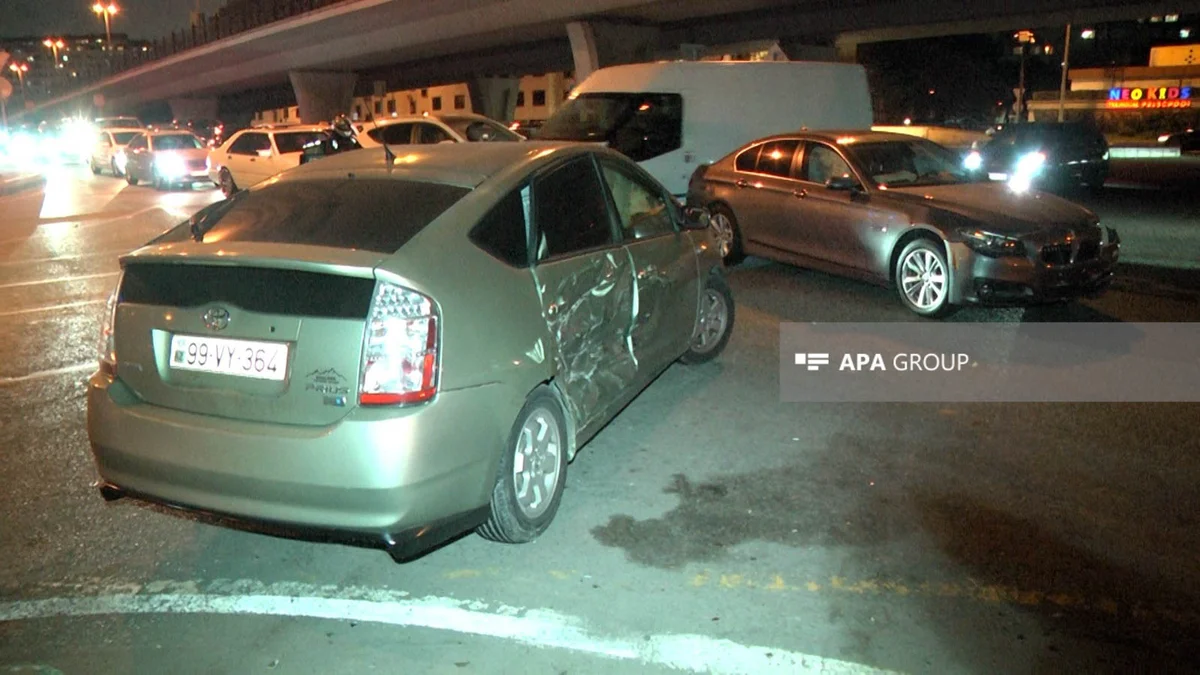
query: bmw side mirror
[
  {"left": 826, "top": 175, "right": 862, "bottom": 192},
  {"left": 682, "top": 205, "right": 711, "bottom": 230}
]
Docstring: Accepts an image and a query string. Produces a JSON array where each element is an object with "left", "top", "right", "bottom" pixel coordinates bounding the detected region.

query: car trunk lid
[{"left": 114, "top": 244, "right": 385, "bottom": 426}]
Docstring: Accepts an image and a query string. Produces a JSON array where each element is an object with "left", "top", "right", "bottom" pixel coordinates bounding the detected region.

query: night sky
[{"left": 2, "top": 0, "right": 226, "bottom": 40}]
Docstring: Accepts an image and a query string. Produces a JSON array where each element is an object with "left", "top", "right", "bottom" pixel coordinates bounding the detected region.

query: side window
[
  {"left": 417, "top": 124, "right": 452, "bottom": 144},
  {"left": 126, "top": 134, "right": 147, "bottom": 150},
  {"left": 802, "top": 143, "right": 853, "bottom": 185},
  {"left": 599, "top": 160, "right": 674, "bottom": 240},
  {"left": 366, "top": 123, "right": 414, "bottom": 145},
  {"left": 754, "top": 140, "right": 800, "bottom": 178},
  {"left": 610, "top": 93, "right": 682, "bottom": 162},
  {"left": 469, "top": 188, "right": 529, "bottom": 267},
  {"left": 533, "top": 158, "right": 614, "bottom": 261},
  {"left": 735, "top": 145, "right": 761, "bottom": 172},
  {"left": 229, "top": 132, "right": 268, "bottom": 155}
]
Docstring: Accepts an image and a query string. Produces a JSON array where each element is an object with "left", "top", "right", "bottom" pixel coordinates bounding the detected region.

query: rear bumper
[
  {"left": 950, "top": 238, "right": 1120, "bottom": 306},
  {"left": 87, "top": 372, "right": 506, "bottom": 558}
]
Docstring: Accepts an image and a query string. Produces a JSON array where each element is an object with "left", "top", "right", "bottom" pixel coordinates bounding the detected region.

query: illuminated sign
[{"left": 1106, "top": 86, "right": 1193, "bottom": 109}]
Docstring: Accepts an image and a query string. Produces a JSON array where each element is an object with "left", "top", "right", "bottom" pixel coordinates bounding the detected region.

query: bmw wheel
[
  {"left": 477, "top": 388, "right": 568, "bottom": 544},
  {"left": 709, "top": 205, "right": 745, "bottom": 266},
  {"left": 680, "top": 274, "right": 735, "bottom": 364},
  {"left": 895, "top": 238, "right": 955, "bottom": 318}
]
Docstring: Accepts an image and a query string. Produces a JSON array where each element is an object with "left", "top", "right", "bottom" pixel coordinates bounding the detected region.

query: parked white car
[
  {"left": 356, "top": 113, "right": 523, "bottom": 149},
  {"left": 207, "top": 124, "right": 329, "bottom": 197}
]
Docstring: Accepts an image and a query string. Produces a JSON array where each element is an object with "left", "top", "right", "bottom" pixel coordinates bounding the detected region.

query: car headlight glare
[
  {"left": 963, "top": 150, "right": 983, "bottom": 171},
  {"left": 156, "top": 156, "right": 187, "bottom": 178},
  {"left": 960, "top": 228, "right": 1027, "bottom": 257}
]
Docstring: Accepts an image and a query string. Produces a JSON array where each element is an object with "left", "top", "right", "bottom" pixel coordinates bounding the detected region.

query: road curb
[{"left": 0, "top": 173, "right": 46, "bottom": 197}]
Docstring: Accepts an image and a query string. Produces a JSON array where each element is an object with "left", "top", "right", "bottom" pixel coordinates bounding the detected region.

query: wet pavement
[{"left": 1, "top": 162, "right": 1198, "bottom": 674}]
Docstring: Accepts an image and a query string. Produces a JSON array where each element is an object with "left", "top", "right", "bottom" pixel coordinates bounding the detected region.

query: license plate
[
  {"left": 169, "top": 334, "right": 289, "bottom": 381},
  {"left": 988, "top": 172, "right": 1008, "bottom": 181}
]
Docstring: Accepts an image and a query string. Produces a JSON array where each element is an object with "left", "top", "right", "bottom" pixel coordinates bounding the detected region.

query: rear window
[
  {"left": 112, "top": 132, "right": 140, "bottom": 145},
  {"left": 155, "top": 179, "right": 470, "bottom": 253}
]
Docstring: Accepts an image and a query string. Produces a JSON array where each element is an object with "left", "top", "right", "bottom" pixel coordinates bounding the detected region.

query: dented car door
[{"left": 528, "top": 156, "right": 638, "bottom": 436}]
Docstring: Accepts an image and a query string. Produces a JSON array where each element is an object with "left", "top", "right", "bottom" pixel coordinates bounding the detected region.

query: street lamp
[
  {"left": 8, "top": 63, "right": 28, "bottom": 93},
  {"left": 42, "top": 38, "right": 65, "bottom": 67},
  {"left": 92, "top": 3, "right": 120, "bottom": 51},
  {"left": 1013, "top": 30, "right": 1036, "bottom": 123}
]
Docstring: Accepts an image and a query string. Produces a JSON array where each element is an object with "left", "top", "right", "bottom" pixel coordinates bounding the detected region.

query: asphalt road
[{"left": 1, "top": 161, "right": 1198, "bottom": 674}]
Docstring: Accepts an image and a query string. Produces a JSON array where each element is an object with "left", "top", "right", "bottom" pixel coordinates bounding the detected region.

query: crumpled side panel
[{"left": 532, "top": 251, "right": 638, "bottom": 433}]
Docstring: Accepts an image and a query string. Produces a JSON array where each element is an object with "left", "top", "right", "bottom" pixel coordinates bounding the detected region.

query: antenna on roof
[{"left": 369, "top": 111, "right": 395, "bottom": 166}]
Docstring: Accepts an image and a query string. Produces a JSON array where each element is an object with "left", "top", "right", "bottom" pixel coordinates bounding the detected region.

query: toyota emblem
[{"left": 202, "top": 307, "right": 231, "bottom": 331}]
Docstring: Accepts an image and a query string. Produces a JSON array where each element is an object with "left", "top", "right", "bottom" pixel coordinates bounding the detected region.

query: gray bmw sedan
[{"left": 688, "top": 131, "right": 1119, "bottom": 317}]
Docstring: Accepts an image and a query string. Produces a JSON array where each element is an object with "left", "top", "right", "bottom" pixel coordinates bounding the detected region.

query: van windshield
[{"left": 536, "top": 93, "right": 682, "bottom": 162}]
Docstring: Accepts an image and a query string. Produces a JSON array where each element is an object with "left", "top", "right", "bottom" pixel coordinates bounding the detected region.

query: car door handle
[
  {"left": 792, "top": 189, "right": 808, "bottom": 198},
  {"left": 735, "top": 179, "right": 749, "bottom": 188}
]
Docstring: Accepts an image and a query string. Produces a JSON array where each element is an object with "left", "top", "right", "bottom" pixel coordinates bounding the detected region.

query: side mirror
[
  {"left": 826, "top": 175, "right": 862, "bottom": 192},
  {"left": 682, "top": 205, "right": 711, "bottom": 230}
]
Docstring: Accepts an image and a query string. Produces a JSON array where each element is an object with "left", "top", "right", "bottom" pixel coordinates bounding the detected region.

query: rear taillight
[
  {"left": 98, "top": 272, "right": 122, "bottom": 376},
  {"left": 359, "top": 282, "right": 438, "bottom": 406}
]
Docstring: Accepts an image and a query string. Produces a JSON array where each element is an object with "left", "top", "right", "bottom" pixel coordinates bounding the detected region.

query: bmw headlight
[
  {"left": 155, "top": 155, "right": 186, "bottom": 178},
  {"left": 960, "top": 228, "right": 1027, "bottom": 257}
]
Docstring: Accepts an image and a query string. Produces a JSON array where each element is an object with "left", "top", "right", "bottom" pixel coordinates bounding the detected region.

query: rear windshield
[
  {"left": 152, "top": 134, "right": 204, "bottom": 150},
  {"left": 275, "top": 131, "right": 327, "bottom": 154},
  {"left": 154, "top": 179, "right": 470, "bottom": 253},
  {"left": 112, "top": 132, "right": 140, "bottom": 145}
]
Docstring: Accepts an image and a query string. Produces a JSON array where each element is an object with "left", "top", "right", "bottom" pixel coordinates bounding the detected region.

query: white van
[{"left": 536, "top": 60, "right": 873, "bottom": 195}]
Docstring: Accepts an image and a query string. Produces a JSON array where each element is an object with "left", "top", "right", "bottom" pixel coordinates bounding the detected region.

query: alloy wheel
[
  {"left": 511, "top": 407, "right": 563, "bottom": 520},
  {"left": 900, "top": 249, "right": 948, "bottom": 311}
]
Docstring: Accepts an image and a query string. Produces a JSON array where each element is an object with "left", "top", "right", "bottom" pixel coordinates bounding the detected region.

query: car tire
[
  {"left": 895, "top": 238, "right": 956, "bottom": 318},
  {"left": 90, "top": 161, "right": 102, "bottom": 175},
  {"left": 708, "top": 205, "right": 745, "bottom": 266},
  {"left": 679, "top": 273, "right": 735, "bottom": 364},
  {"left": 219, "top": 169, "right": 238, "bottom": 199},
  {"left": 125, "top": 172, "right": 138, "bottom": 186},
  {"left": 477, "top": 388, "right": 568, "bottom": 544}
]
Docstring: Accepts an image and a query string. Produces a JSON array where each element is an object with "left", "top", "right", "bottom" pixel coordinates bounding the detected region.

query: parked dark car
[
  {"left": 975, "top": 122, "right": 1109, "bottom": 192},
  {"left": 688, "top": 130, "right": 1119, "bottom": 317},
  {"left": 1158, "top": 128, "right": 1199, "bottom": 153}
]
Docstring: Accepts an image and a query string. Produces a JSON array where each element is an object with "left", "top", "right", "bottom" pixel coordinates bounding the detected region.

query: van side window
[{"left": 533, "top": 158, "right": 614, "bottom": 260}]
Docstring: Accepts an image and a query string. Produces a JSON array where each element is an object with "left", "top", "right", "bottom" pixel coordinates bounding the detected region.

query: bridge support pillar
[
  {"left": 168, "top": 97, "right": 219, "bottom": 123},
  {"left": 566, "top": 20, "right": 661, "bottom": 81},
  {"left": 468, "top": 76, "right": 521, "bottom": 123},
  {"left": 288, "top": 70, "right": 357, "bottom": 124}
]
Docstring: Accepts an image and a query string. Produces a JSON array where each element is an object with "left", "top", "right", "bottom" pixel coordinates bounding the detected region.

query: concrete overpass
[{"left": 36, "top": 0, "right": 1199, "bottom": 124}]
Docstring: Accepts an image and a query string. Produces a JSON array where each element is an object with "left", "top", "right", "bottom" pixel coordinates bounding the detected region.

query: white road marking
[
  {"left": 0, "top": 580, "right": 896, "bottom": 674},
  {"left": 0, "top": 272, "right": 118, "bottom": 290},
  {"left": 0, "top": 299, "right": 105, "bottom": 318},
  {"left": 0, "top": 363, "right": 94, "bottom": 386}
]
